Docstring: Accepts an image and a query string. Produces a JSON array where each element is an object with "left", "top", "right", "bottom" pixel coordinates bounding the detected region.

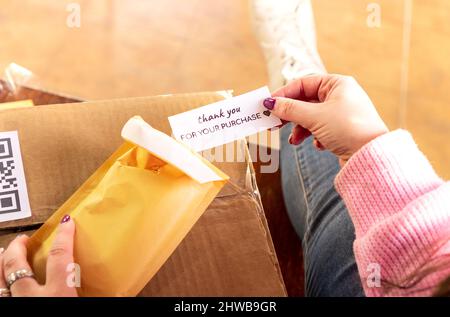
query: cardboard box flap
[{"left": 121, "top": 116, "right": 228, "bottom": 184}]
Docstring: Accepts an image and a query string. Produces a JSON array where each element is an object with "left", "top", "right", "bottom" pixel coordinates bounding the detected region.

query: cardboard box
[
  {"left": 0, "top": 91, "right": 286, "bottom": 296},
  {"left": 0, "top": 79, "right": 79, "bottom": 105}
]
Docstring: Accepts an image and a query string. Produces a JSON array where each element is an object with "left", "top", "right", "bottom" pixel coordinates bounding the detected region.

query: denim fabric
[{"left": 280, "top": 123, "right": 364, "bottom": 297}]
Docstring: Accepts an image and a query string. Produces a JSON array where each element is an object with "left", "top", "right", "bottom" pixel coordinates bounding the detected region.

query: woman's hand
[
  {"left": 0, "top": 215, "right": 78, "bottom": 297},
  {"left": 264, "top": 74, "right": 389, "bottom": 165}
]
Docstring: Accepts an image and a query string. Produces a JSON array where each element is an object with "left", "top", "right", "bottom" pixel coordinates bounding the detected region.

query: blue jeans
[{"left": 280, "top": 124, "right": 364, "bottom": 297}]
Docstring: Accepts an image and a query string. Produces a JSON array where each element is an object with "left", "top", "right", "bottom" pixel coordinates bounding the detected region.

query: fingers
[
  {"left": 264, "top": 96, "right": 317, "bottom": 129},
  {"left": 45, "top": 215, "right": 76, "bottom": 290},
  {"left": 268, "top": 74, "right": 338, "bottom": 129},
  {"left": 272, "top": 74, "right": 332, "bottom": 102},
  {"left": 289, "top": 124, "right": 311, "bottom": 145},
  {"left": 288, "top": 125, "right": 324, "bottom": 150},
  {"left": 313, "top": 138, "right": 326, "bottom": 151},
  {"left": 2, "top": 235, "right": 41, "bottom": 295},
  {"left": 275, "top": 119, "right": 290, "bottom": 129},
  {"left": 0, "top": 248, "right": 7, "bottom": 291}
]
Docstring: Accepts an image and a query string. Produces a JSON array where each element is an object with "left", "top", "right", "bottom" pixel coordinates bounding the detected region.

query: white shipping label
[
  {"left": 168, "top": 87, "right": 281, "bottom": 152},
  {"left": 0, "top": 131, "right": 32, "bottom": 222}
]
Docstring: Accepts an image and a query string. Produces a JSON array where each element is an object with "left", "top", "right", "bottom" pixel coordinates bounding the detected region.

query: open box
[{"left": 0, "top": 82, "right": 287, "bottom": 296}]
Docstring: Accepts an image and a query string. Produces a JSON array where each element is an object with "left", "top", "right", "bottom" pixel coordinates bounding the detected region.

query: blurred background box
[{"left": 0, "top": 79, "right": 80, "bottom": 106}]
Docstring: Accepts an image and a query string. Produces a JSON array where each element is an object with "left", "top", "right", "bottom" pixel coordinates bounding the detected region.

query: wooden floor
[
  {"left": 0, "top": 0, "right": 448, "bottom": 177},
  {"left": 0, "top": 0, "right": 267, "bottom": 98},
  {"left": 314, "top": 0, "right": 450, "bottom": 179}
]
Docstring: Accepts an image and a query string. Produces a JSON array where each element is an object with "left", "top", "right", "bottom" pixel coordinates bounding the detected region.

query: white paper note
[
  {"left": 0, "top": 131, "right": 32, "bottom": 222},
  {"left": 168, "top": 87, "right": 281, "bottom": 152}
]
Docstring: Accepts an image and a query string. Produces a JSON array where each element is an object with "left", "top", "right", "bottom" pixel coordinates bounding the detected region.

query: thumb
[
  {"left": 263, "top": 97, "right": 316, "bottom": 128},
  {"left": 45, "top": 214, "right": 75, "bottom": 288}
]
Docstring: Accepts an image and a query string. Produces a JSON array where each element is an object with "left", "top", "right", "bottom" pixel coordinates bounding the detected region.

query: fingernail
[
  {"left": 313, "top": 139, "right": 325, "bottom": 151},
  {"left": 288, "top": 134, "right": 294, "bottom": 145},
  {"left": 61, "top": 214, "right": 71, "bottom": 224},
  {"left": 263, "top": 98, "right": 276, "bottom": 110},
  {"left": 0, "top": 247, "right": 4, "bottom": 254}
]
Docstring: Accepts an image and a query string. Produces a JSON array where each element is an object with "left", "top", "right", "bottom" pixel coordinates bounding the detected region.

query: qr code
[{"left": 0, "top": 137, "right": 21, "bottom": 214}]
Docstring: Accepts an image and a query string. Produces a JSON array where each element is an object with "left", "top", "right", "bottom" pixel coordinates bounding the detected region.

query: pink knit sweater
[{"left": 335, "top": 130, "right": 450, "bottom": 296}]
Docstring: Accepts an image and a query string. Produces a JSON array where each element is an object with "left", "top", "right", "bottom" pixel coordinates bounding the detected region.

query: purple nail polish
[
  {"left": 61, "top": 214, "right": 71, "bottom": 224},
  {"left": 288, "top": 134, "right": 294, "bottom": 145},
  {"left": 263, "top": 98, "right": 276, "bottom": 110}
]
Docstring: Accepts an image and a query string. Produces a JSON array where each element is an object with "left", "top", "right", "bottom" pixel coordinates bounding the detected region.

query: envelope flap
[{"left": 121, "top": 116, "right": 225, "bottom": 184}]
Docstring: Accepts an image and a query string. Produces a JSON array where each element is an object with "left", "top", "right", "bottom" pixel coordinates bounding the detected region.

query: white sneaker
[{"left": 250, "top": 0, "right": 326, "bottom": 91}]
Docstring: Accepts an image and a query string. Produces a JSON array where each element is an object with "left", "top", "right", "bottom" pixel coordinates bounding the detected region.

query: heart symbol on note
[{"left": 263, "top": 110, "right": 271, "bottom": 117}]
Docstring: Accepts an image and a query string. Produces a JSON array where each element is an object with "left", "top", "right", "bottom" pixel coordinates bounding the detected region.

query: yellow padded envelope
[{"left": 27, "top": 116, "right": 229, "bottom": 296}]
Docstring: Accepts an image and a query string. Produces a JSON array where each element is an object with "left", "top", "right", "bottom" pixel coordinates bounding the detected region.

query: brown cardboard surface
[{"left": 0, "top": 92, "right": 286, "bottom": 296}]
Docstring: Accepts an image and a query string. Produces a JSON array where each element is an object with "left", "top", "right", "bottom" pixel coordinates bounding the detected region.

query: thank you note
[{"left": 168, "top": 87, "right": 281, "bottom": 152}]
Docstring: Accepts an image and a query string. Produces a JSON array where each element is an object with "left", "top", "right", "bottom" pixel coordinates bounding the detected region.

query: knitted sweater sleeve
[{"left": 335, "top": 130, "right": 450, "bottom": 296}]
